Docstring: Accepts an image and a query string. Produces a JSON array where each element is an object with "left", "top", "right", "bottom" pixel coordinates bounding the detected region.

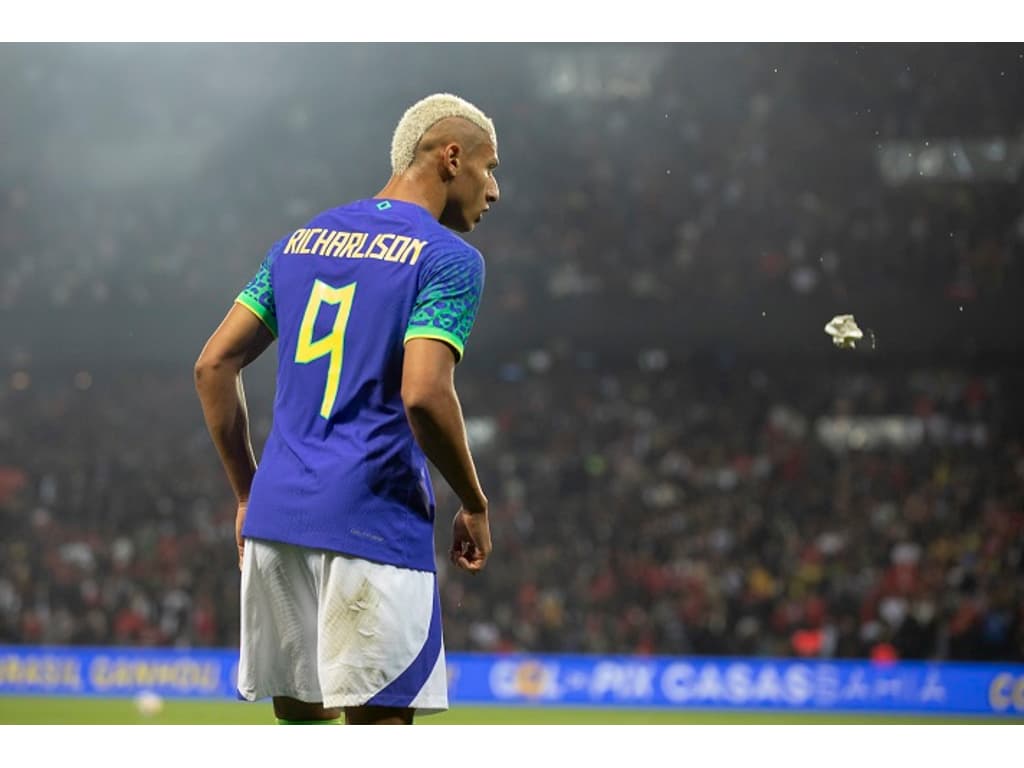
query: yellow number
[{"left": 295, "top": 280, "right": 356, "bottom": 419}]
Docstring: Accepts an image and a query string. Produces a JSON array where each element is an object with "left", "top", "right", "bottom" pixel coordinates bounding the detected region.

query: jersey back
[{"left": 234, "top": 198, "right": 485, "bottom": 572}]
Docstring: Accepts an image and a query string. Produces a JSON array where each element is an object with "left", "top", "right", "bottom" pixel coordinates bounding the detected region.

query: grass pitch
[{"left": 0, "top": 696, "right": 1020, "bottom": 724}]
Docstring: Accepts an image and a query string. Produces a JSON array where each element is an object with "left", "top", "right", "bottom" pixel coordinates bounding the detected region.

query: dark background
[{"left": 1, "top": 43, "right": 1022, "bottom": 660}]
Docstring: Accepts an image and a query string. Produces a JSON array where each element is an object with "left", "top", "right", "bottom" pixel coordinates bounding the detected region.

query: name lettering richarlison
[{"left": 283, "top": 228, "right": 428, "bottom": 265}]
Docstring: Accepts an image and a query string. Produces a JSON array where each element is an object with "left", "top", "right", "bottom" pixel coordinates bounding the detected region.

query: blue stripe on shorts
[{"left": 366, "top": 577, "right": 442, "bottom": 708}]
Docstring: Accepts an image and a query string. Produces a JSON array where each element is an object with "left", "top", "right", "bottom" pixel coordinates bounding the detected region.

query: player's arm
[
  {"left": 402, "top": 338, "right": 491, "bottom": 572},
  {"left": 194, "top": 303, "right": 275, "bottom": 566},
  {"left": 195, "top": 302, "right": 273, "bottom": 501},
  {"left": 404, "top": 248, "right": 490, "bottom": 571}
]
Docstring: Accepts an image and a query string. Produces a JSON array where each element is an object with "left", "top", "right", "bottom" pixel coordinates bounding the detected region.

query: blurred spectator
[{"left": 1, "top": 359, "right": 1021, "bottom": 661}]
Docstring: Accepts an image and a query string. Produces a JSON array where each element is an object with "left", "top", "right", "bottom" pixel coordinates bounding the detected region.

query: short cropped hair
[{"left": 390, "top": 93, "right": 497, "bottom": 175}]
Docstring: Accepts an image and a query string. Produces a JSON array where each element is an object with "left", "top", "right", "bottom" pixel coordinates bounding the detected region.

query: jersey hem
[{"left": 242, "top": 532, "right": 437, "bottom": 574}]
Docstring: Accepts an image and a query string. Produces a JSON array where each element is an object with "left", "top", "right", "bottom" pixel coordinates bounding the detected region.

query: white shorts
[{"left": 237, "top": 538, "right": 448, "bottom": 714}]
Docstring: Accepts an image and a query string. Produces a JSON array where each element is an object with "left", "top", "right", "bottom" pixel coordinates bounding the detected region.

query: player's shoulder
[
  {"left": 303, "top": 199, "right": 367, "bottom": 230},
  {"left": 421, "top": 227, "right": 482, "bottom": 265}
]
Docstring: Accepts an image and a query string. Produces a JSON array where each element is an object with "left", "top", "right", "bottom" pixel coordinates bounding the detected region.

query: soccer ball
[{"left": 134, "top": 690, "right": 165, "bottom": 717}]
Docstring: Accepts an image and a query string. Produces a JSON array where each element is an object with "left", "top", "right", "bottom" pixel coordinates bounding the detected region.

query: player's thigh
[
  {"left": 239, "top": 538, "right": 323, "bottom": 703},
  {"left": 344, "top": 705, "right": 414, "bottom": 725},
  {"left": 273, "top": 696, "right": 342, "bottom": 722},
  {"left": 317, "top": 554, "right": 436, "bottom": 669},
  {"left": 315, "top": 554, "right": 444, "bottom": 712}
]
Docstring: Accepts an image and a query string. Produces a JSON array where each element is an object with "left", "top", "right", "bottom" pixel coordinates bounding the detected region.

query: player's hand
[
  {"left": 235, "top": 500, "right": 248, "bottom": 571},
  {"left": 450, "top": 506, "right": 491, "bottom": 573}
]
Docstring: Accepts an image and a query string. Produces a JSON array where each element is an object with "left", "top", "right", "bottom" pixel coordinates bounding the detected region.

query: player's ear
[{"left": 440, "top": 143, "right": 461, "bottom": 180}]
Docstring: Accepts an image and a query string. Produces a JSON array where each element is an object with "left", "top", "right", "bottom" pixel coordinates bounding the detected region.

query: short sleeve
[
  {"left": 404, "top": 250, "right": 485, "bottom": 362},
  {"left": 234, "top": 248, "right": 278, "bottom": 337}
]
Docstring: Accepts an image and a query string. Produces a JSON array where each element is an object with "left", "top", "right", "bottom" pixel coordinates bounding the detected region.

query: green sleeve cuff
[
  {"left": 235, "top": 294, "right": 278, "bottom": 337},
  {"left": 404, "top": 328, "right": 465, "bottom": 362}
]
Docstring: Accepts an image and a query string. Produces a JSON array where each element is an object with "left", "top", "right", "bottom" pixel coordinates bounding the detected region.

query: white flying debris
[{"left": 824, "top": 314, "right": 865, "bottom": 349}]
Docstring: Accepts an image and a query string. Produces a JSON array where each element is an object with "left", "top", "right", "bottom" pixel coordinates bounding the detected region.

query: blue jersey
[{"left": 234, "top": 199, "right": 485, "bottom": 572}]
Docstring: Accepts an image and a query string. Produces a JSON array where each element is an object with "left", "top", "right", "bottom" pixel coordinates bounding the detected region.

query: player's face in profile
[{"left": 441, "top": 140, "right": 499, "bottom": 233}]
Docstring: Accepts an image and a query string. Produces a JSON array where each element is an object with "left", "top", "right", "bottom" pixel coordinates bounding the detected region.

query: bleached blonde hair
[{"left": 390, "top": 93, "right": 497, "bottom": 175}]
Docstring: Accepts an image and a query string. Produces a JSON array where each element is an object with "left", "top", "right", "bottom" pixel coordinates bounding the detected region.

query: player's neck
[{"left": 375, "top": 173, "right": 444, "bottom": 222}]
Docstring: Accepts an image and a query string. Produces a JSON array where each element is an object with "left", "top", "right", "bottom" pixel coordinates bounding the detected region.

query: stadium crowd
[
  {"left": 1, "top": 44, "right": 1022, "bottom": 661},
  {"left": 1, "top": 358, "right": 1022, "bottom": 661}
]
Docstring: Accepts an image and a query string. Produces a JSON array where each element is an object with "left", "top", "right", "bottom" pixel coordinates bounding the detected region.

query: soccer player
[{"left": 194, "top": 93, "right": 498, "bottom": 725}]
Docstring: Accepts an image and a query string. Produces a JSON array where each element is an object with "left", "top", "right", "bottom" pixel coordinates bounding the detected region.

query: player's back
[{"left": 237, "top": 198, "right": 485, "bottom": 572}]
